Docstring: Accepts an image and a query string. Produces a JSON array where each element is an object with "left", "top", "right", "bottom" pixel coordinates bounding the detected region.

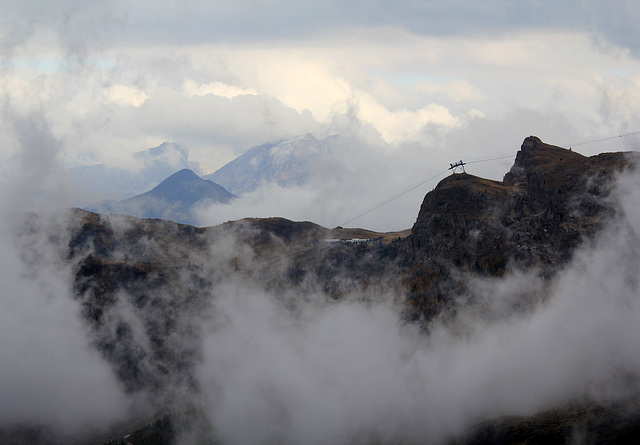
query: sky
[{"left": 2, "top": 0, "right": 640, "bottom": 230}]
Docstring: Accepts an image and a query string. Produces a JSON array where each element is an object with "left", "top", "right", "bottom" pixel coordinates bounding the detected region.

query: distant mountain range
[
  {"left": 90, "top": 169, "right": 235, "bottom": 225},
  {"left": 205, "top": 133, "right": 338, "bottom": 194},
  {"left": 80, "top": 133, "right": 343, "bottom": 224}
]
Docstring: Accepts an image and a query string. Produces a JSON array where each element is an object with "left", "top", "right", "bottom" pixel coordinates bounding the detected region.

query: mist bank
[
  {"left": 2, "top": 139, "right": 640, "bottom": 444},
  {"left": 193, "top": 168, "right": 640, "bottom": 444}
]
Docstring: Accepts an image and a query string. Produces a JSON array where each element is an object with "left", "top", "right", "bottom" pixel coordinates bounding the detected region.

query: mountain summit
[
  {"left": 405, "top": 136, "right": 637, "bottom": 318},
  {"left": 206, "top": 133, "right": 336, "bottom": 194},
  {"left": 91, "top": 169, "right": 235, "bottom": 225}
]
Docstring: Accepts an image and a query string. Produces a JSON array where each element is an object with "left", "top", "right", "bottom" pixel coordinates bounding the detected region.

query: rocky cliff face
[
  {"left": 67, "top": 211, "right": 213, "bottom": 397},
  {"left": 404, "top": 136, "right": 636, "bottom": 319}
]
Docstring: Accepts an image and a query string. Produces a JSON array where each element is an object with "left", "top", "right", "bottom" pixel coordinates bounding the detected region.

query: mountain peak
[
  {"left": 162, "top": 168, "right": 201, "bottom": 183},
  {"left": 504, "top": 136, "right": 590, "bottom": 189},
  {"left": 91, "top": 169, "right": 236, "bottom": 225},
  {"left": 135, "top": 141, "right": 188, "bottom": 163},
  {"left": 138, "top": 169, "right": 234, "bottom": 203},
  {"left": 206, "top": 133, "right": 336, "bottom": 194},
  {"left": 295, "top": 133, "right": 317, "bottom": 141},
  {"left": 409, "top": 136, "right": 633, "bottom": 304}
]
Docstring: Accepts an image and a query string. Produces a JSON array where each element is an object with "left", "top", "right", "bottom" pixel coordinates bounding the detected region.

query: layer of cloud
[
  {"left": 104, "top": 84, "right": 148, "bottom": 106},
  {"left": 9, "top": 1, "right": 638, "bottom": 55},
  {"left": 183, "top": 79, "right": 258, "bottom": 99},
  {"left": 190, "top": 162, "right": 640, "bottom": 445},
  {"left": 0, "top": 110, "right": 129, "bottom": 438},
  {"left": 2, "top": 13, "right": 640, "bottom": 174},
  {"left": 0, "top": 213, "right": 127, "bottom": 434}
]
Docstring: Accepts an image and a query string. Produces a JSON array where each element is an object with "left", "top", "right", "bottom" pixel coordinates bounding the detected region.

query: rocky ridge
[{"left": 405, "top": 136, "right": 636, "bottom": 319}]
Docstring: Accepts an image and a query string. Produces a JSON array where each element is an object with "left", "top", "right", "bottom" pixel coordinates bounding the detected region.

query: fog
[
  {"left": 186, "top": 168, "right": 640, "bottom": 444},
  {"left": 0, "top": 112, "right": 129, "bottom": 440},
  {"left": 0, "top": 213, "right": 127, "bottom": 434}
]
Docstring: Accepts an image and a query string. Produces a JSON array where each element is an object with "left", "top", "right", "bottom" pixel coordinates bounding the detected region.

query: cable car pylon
[{"left": 449, "top": 160, "right": 466, "bottom": 173}]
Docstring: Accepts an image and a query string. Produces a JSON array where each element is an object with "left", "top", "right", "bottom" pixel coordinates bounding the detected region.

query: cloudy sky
[
  {"left": 5, "top": 3, "right": 640, "bottom": 441},
  {"left": 2, "top": 0, "right": 640, "bottom": 229}
]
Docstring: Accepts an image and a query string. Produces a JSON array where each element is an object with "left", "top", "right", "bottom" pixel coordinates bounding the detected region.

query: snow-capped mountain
[
  {"left": 91, "top": 169, "right": 235, "bottom": 226},
  {"left": 206, "top": 133, "right": 338, "bottom": 194}
]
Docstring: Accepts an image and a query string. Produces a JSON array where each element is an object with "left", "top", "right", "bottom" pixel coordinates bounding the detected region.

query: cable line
[
  {"left": 340, "top": 154, "right": 512, "bottom": 227},
  {"left": 340, "top": 168, "right": 449, "bottom": 227},
  {"left": 339, "top": 131, "right": 638, "bottom": 227},
  {"left": 563, "top": 131, "right": 640, "bottom": 148},
  {"left": 466, "top": 153, "right": 514, "bottom": 164}
]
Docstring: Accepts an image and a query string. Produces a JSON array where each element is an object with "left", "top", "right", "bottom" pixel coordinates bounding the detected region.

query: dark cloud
[
  {"left": 41, "top": 0, "right": 632, "bottom": 57},
  {"left": 5, "top": 1, "right": 640, "bottom": 61}
]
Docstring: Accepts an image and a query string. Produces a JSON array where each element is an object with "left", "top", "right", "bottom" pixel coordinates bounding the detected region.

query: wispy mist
[
  {"left": 185, "top": 166, "right": 640, "bottom": 444},
  {"left": 0, "top": 113, "right": 128, "bottom": 439},
  {"left": 0, "top": 215, "right": 127, "bottom": 433}
]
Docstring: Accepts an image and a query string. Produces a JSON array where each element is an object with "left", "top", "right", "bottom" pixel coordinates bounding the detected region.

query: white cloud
[
  {"left": 353, "top": 90, "right": 461, "bottom": 142},
  {"left": 0, "top": 109, "right": 128, "bottom": 437},
  {"left": 1, "top": 2, "right": 640, "bottom": 212},
  {"left": 103, "top": 84, "right": 148, "bottom": 107},
  {"left": 416, "top": 80, "right": 486, "bottom": 102},
  {"left": 183, "top": 79, "right": 257, "bottom": 99}
]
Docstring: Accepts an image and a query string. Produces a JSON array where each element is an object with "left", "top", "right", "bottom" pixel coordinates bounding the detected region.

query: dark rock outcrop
[{"left": 404, "top": 136, "right": 636, "bottom": 320}]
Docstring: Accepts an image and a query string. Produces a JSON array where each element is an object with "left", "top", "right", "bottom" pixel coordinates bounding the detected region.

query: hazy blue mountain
[
  {"left": 70, "top": 142, "right": 205, "bottom": 201},
  {"left": 92, "top": 169, "right": 235, "bottom": 226},
  {"left": 206, "top": 133, "right": 338, "bottom": 194}
]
